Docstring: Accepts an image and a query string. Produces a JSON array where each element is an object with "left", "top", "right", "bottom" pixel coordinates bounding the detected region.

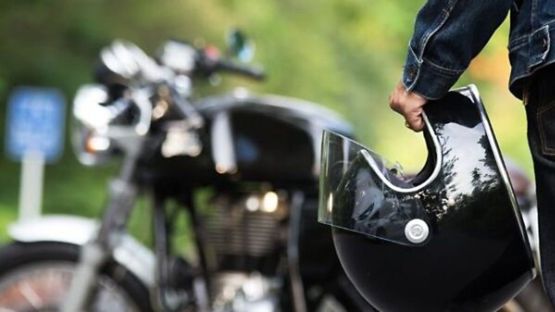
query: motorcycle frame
[{"left": 59, "top": 152, "right": 145, "bottom": 311}]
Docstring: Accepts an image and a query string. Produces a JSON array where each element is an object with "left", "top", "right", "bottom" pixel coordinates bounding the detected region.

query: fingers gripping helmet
[{"left": 319, "top": 86, "right": 535, "bottom": 312}]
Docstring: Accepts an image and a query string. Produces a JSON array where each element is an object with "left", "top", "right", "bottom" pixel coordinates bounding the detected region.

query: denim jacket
[{"left": 403, "top": 0, "right": 555, "bottom": 100}]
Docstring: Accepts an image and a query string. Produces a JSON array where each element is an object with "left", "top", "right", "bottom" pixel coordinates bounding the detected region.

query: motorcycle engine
[
  {"left": 205, "top": 191, "right": 287, "bottom": 312},
  {"left": 205, "top": 191, "right": 287, "bottom": 273}
]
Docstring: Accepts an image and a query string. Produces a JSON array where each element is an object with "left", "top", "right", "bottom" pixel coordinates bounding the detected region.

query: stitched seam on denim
[
  {"left": 544, "top": 19, "right": 555, "bottom": 28},
  {"left": 418, "top": 10, "right": 450, "bottom": 60},
  {"left": 536, "top": 104, "right": 555, "bottom": 155},
  {"left": 409, "top": 44, "right": 421, "bottom": 64},
  {"left": 541, "top": 28, "right": 551, "bottom": 62},
  {"left": 405, "top": 61, "right": 458, "bottom": 96},
  {"left": 405, "top": 63, "right": 422, "bottom": 92},
  {"left": 404, "top": 73, "right": 443, "bottom": 100},
  {"left": 407, "top": 0, "right": 457, "bottom": 93},
  {"left": 528, "top": 25, "right": 550, "bottom": 69},
  {"left": 418, "top": 0, "right": 458, "bottom": 60},
  {"left": 510, "top": 58, "right": 555, "bottom": 88},
  {"left": 509, "top": 21, "right": 555, "bottom": 50},
  {"left": 509, "top": 36, "right": 528, "bottom": 50},
  {"left": 422, "top": 57, "right": 464, "bottom": 75},
  {"left": 512, "top": 1, "right": 520, "bottom": 13},
  {"left": 421, "top": 62, "right": 457, "bottom": 78},
  {"left": 404, "top": 45, "right": 423, "bottom": 91}
]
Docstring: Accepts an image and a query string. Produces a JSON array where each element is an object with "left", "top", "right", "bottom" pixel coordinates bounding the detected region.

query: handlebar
[
  {"left": 213, "top": 59, "right": 266, "bottom": 81},
  {"left": 196, "top": 51, "right": 266, "bottom": 81}
]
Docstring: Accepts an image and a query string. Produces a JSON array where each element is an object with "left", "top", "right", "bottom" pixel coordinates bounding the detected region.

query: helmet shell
[{"left": 321, "top": 86, "right": 535, "bottom": 311}]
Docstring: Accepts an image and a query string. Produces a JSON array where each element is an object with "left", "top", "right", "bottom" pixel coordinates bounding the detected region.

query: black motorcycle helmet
[{"left": 319, "top": 85, "right": 535, "bottom": 311}]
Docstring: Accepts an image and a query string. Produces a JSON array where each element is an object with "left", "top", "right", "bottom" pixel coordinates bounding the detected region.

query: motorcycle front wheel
[{"left": 0, "top": 242, "right": 152, "bottom": 312}]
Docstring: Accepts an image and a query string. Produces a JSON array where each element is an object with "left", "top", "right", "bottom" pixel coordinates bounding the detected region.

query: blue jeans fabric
[{"left": 526, "top": 66, "right": 555, "bottom": 306}]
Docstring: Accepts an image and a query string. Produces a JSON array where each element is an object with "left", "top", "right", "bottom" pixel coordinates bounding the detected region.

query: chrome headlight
[{"left": 72, "top": 84, "right": 117, "bottom": 166}]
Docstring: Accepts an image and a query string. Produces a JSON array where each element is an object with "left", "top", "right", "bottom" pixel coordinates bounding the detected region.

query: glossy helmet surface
[{"left": 319, "top": 85, "right": 535, "bottom": 311}]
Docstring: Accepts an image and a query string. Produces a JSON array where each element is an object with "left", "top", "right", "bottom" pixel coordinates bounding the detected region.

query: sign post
[{"left": 5, "top": 87, "right": 65, "bottom": 221}]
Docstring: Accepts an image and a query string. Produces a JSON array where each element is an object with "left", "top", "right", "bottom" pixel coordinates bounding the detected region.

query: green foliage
[{"left": 0, "top": 1, "right": 531, "bottom": 240}]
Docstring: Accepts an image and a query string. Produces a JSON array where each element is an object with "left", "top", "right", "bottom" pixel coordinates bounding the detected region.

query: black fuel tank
[
  {"left": 141, "top": 91, "right": 354, "bottom": 185},
  {"left": 201, "top": 92, "right": 354, "bottom": 183}
]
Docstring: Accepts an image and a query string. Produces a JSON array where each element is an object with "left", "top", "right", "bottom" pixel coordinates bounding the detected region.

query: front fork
[{"left": 61, "top": 157, "right": 139, "bottom": 312}]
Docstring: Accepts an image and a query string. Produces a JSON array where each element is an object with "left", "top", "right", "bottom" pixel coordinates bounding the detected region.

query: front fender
[{"left": 8, "top": 215, "right": 155, "bottom": 288}]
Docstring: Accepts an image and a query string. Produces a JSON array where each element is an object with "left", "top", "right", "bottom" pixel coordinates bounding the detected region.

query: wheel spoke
[
  {"left": 0, "top": 263, "right": 138, "bottom": 311},
  {"left": 19, "top": 281, "right": 43, "bottom": 308}
]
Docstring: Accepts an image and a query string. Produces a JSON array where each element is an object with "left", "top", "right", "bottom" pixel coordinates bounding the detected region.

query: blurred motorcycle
[{"left": 0, "top": 33, "right": 370, "bottom": 312}]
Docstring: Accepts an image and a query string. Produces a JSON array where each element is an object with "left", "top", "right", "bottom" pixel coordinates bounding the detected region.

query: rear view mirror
[{"left": 226, "top": 29, "right": 255, "bottom": 62}]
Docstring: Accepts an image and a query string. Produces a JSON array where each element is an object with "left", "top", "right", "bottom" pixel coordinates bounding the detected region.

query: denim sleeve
[{"left": 403, "top": 0, "right": 512, "bottom": 99}]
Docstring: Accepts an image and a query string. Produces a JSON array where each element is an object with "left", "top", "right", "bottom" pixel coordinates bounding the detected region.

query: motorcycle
[{"left": 0, "top": 33, "right": 370, "bottom": 311}]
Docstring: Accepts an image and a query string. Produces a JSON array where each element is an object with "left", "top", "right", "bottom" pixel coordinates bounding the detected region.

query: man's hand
[{"left": 389, "top": 81, "right": 428, "bottom": 132}]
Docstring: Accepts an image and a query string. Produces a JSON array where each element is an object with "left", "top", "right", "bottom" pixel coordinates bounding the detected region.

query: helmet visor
[{"left": 318, "top": 130, "right": 435, "bottom": 246}]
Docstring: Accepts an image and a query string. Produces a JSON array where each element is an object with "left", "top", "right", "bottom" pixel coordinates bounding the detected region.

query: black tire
[{"left": 0, "top": 242, "right": 153, "bottom": 312}]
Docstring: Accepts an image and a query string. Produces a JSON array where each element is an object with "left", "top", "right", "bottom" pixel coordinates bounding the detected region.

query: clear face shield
[{"left": 318, "top": 114, "right": 442, "bottom": 246}]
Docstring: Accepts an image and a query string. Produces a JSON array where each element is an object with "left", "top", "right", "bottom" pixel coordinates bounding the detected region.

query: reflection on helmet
[
  {"left": 319, "top": 85, "right": 535, "bottom": 312},
  {"left": 331, "top": 151, "right": 429, "bottom": 245}
]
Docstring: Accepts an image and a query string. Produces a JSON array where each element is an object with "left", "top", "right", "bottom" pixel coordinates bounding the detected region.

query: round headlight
[{"left": 72, "top": 84, "right": 116, "bottom": 166}]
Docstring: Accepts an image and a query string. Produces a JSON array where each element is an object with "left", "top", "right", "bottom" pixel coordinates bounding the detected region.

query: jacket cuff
[{"left": 402, "top": 46, "right": 463, "bottom": 100}]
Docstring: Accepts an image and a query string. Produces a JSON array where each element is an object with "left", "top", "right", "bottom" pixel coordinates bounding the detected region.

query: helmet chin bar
[
  {"left": 359, "top": 113, "right": 442, "bottom": 194},
  {"left": 358, "top": 113, "right": 440, "bottom": 244}
]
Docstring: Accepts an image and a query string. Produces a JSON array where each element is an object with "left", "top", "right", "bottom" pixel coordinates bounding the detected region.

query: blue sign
[{"left": 5, "top": 87, "right": 66, "bottom": 163}]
